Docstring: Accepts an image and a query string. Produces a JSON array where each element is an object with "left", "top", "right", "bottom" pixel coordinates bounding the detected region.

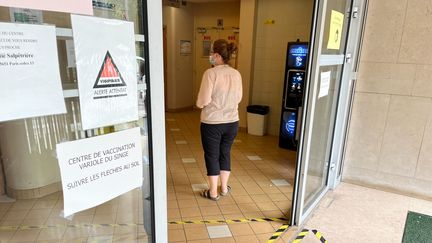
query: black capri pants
[{"left": 200, "top": 121, "right": 239, "bottom": 176}]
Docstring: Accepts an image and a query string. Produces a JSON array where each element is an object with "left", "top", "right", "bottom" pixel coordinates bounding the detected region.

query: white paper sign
[
  {"left": 71, "top": 15, "right": 138, "bottom": 130},
  {"left": 319, "top": 71, "right": 331, "bottom": 98},
  {"left": 0, "top": 23, "right": 66, "bottom": 122},
  {"left": 56, "top": 127, "right": 143, "bottom": 217},
  {"left": 65, "top": 39, "right": 76, "bottom": 68}
]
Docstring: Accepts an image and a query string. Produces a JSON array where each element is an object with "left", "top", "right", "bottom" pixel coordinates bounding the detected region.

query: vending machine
[{"left": 279, "top": 41, "right": 309, "bottom": 150}]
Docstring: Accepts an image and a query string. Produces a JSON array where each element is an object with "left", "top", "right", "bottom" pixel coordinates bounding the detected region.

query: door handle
[
  {"left": 352, "top": 7, "right": 359, "bottom": 19},
  {"left": 345, "top": 53, "right": 352, "bottom": 63}
]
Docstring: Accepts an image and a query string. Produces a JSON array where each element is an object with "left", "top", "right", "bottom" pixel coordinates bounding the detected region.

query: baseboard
[{"left": 7, "top": 182, "right": 62, "bottom": 199}]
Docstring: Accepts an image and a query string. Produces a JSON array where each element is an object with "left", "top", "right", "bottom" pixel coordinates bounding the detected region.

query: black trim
[{"left": 140, "top": 1, "right": 156, "bottom": 242}]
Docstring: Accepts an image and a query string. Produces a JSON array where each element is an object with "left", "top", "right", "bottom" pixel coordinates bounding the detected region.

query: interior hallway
[
  {"left": 166, "top": 110, "right": 297, "bottom": 242},
  {"left": 166, "top": 110, "right": 432, "bottom": 243}
]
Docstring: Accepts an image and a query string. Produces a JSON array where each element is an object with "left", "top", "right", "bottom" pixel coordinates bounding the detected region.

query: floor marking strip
[
  {"left": 291, "top": 229, "right": 329, "bottom": 243},
  {"left": 0, "top": 217, "right": 290, "bottom": 231},
  {"left": 168, "top": 217, "right": 289, "bottom": 225},
  {"left": 312, "top": 229, "right": 329, "bottom": 243},
  {"left": 266, "top": 224, "right": 289, "bottom": 243},
  {"left": 292, "top": 229, "right": 309, "bottom": 243}
]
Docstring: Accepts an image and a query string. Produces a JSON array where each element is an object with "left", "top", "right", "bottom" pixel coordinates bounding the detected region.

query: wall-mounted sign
[
  {"left": 180, "top": 40, "right": 191, "bottom": 55},
  {"left": 0, "top": 0, "right": 93, "bottom": 15},
  {"left": 327, "top": 10, "right": 344, "bottom": 50},
  {"left": 0, "top": 23, "right": 66, "bottom": 122},
  {"left": 71, "top": 15, "right": 138, "bottom": 130},
  {"left": 56, "top": 127, "right": 143, "bottom": 217},
  {"left": 202, "top": 40, "right": 211, "bottom": 57},
  {"left": 65, "top": 40, "right": 76, "bottom": 68},
  {"left": 10, "top": 8, "right": 43, "bottom": 24}
]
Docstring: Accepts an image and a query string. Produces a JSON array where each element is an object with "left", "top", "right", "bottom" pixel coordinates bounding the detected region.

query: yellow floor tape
[
  {"left": 168, "top": 217, "right": 289, "bottom": 225},
  {"left": 267, "top": 224, "right": 289, "bottom": 242},
  {"left": 0, "top": 216, "right": 300, "bottom": 242},
  {"left": 292, "top": 228, "right": 329, "bottom": 243}
]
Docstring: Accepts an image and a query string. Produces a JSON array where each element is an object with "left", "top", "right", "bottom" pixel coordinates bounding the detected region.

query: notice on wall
[
  {"left": 0, "top": 0, "right": 93, "bottom": 15},
  {"left": 71, "top": 15, "right": 138, "bottom": 130},
  {"left": 65, "top": 40, "right": 76, "bottom": 68},
  {"left": 180, "top": 40, "right": 191, "bottom": 55},
  {"left": 318, "top": 71, "right": 331, "bottom": 98},
  {"left": 56, "top": 127, "right": 143, "bottom": 217},
  {"left": 10, "top": 8, "right": 43, "bottom": 24},
  {"left": 327, "top": 10, "right": 344, "bottom": 50},
  {"left": 0, "top": 23, "right": 66, "bottom": 122}
]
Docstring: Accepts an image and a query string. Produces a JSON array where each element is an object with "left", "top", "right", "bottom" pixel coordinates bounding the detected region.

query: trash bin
[{"left": 247, "top": 105, "right": 270, "bottom": 136}]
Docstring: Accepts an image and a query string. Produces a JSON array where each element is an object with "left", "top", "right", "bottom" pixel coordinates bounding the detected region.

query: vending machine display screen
[
  {"left": 287, "top": 43, "right": 308, "bottom": 69},
  {"left": 288, "top": 71, "right": 305, "bottom": 93}
]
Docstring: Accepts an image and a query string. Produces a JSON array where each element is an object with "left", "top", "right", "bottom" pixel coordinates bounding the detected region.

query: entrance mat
[{"left": 402, "top": 211, "right": 432, "bottom": 243}]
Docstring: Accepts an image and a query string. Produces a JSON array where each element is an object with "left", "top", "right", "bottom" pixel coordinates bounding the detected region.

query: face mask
[{"left": 209, "top": 54, "right": 216, "bottom": 65}]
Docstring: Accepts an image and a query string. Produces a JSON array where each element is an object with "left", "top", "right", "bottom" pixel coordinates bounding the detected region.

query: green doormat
[{"left": 402, "top": 211, "right": 432, "bottom": 243}]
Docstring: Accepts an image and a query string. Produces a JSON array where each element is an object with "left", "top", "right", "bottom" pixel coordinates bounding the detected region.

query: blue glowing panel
[
  {"left": 287, "top": 44, "right": 308, "bottom": 69},
  {"left": 281, "top": 111, "right": 296, "bottom": 139}
]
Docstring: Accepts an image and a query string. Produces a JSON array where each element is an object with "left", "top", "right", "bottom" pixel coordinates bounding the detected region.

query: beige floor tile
[
  {"left": 200, "top": 206, "right": 222, "bottom": 216},
  {"left": 228, "top": 223, "right": 254, "bottom": 236},
  {"left": 218, "top": 205, "right": 241, "bottom": 215},
  {"left": 234, "top": 234, "right": 260, "bottom": 243},
  {"left": 256, "top": 202, "right": 279, "bottom": 211},
  {"left": 168, "top": 208, "right": 181, "bottom": 219},
  {"left": 0, "top": 231, "right": 16, "bottom": 242},
  {"left": 187, "top": 239, "right": 211, "bottom": 243},
  {"left": 262, "top": 210, "right": 286, "bottom": 218},
  {"left": 209, "top": 237, "right": 235, "bottom": 243},
  {"left": 238, "top": 203, "right": 260, "bottom": 213},
  {"left": 249, "top": 222, "right": 276, "bottom": 234},
  {"left": 168, "top": 229, "right": 186, "bottom": 242},
  {"left": 177, "top": 199, "right": 198, "bottom": 208},
  {"left": 232, "top": 195, "right": 254, "bottom": 204},
  {"left": 9, "top": 229, "right": 41, "bottom": 242},
  {"left": 25, "top": 208, "right": 52, "bottom": 220},
  {"left": 3, "top": 210, "right": 29, "bottom": 221},
  {"left": 180, "top": 207, "right": 202, "bottom": 218},
  {"left": 184, "top": 225, "right": 209, "bottom": 241}
]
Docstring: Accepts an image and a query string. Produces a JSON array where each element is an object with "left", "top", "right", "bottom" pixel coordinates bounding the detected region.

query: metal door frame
[{"left": 291, "top": 0, "right": 369, "bottom": 226}]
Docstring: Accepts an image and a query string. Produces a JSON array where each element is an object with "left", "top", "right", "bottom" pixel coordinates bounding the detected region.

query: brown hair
[{"left": 213, "top": 39, "right": 237, "bottom": 64}]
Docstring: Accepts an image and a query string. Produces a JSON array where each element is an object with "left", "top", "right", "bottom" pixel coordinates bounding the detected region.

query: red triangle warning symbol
[{"left": 93, "top": 51, "right": 127, "bottom": 88}]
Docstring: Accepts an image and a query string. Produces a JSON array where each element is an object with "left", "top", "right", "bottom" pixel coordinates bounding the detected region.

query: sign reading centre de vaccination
[
  {"left": 0, "top": 23, "right": 66, "bottom": 122},
  {"left": 71, "top": 15, "right": 138, "bottom": 130},
  {"left": 56, "top": 127, "right": 143, "bottom": 217},
  {"left": 0, "top": 0, "right": 93, "bottom": 15}
]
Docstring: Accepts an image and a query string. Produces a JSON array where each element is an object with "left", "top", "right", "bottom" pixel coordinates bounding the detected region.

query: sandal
[
  {"left": 201, "top": 190, "right": 220, "bottom": 201},
  {"left": 220, "top": 186, "right": 231, "bottom": 196}
]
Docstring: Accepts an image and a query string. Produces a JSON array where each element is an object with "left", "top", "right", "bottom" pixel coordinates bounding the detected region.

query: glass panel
[
  {"left": 0, "top": 2, "right": 152, "bottom": 242},
  {"left": 321, "top": 0, "right": 351, "bottom": 55},
  {"left": 304, "top": 65, "right": 342, "bottom": 209}
]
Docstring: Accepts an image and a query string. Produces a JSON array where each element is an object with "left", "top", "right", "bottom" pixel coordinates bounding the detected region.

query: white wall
[{"left": 251, "top": 0, "right": 313, "bottom": 135}]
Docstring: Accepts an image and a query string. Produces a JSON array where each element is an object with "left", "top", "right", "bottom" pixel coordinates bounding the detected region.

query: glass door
[{"left": 291, "top": 0, "right": 354, "bottom": 225}]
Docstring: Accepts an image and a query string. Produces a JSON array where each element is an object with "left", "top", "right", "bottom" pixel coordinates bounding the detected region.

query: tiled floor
[
  {"left": 165, "top": 110, "right": 298, "bottom": 242},
  {"left": 0, "top": 188, "right": 149, "bottom": 242}
]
